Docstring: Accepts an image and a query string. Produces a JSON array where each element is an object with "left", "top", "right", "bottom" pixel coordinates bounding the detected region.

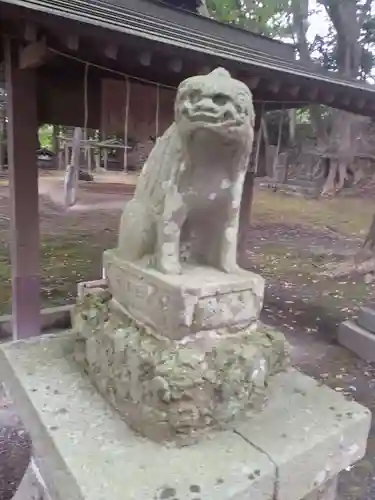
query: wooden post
[
  {"left": 64, "top": 140, "right": 68, "bottom": 169},
  {"left": 51, "top": 124, "right": 59, "bottom": 169},
  {"left": 4, "top": 37, "right": 40, "bottom": 339},
  {"left": 0, "top": 107, "right": 4, "bottom": 172},
  {"left": 64, "top": 127, "right": 82, "bottom": 207},
  {"left": 238, "top": 171, "right": 255, "bottom": 266},
  {"left": 103, "top": 148, "right": 108, "bottom": 170},
  {"left": 237, "top": 110, "right": 262, "bottom": 266}
]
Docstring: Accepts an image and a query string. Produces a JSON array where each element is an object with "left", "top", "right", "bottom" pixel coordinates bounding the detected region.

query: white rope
[
  {"left": 49, "top": 47, "right": 176, "bottom": 91},
  {"left": 155, "top": 84, "right": 160, "bottom": 139},
  {"left": 123, "top": 77, "right": 131, "bottom": 172}
]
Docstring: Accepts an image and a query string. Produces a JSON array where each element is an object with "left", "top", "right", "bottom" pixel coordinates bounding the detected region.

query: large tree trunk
[
  {"left": 363, "top": 213, "right": 375, "bottom": 253},
  {"left": 321, "top": 212, "right": 375, "bottom": 279},
  {"left": 318, "top": 0, "right": 368, "bottom": 196}
]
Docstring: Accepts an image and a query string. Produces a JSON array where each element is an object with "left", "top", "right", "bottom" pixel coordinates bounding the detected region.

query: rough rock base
[
  {"left": 72, "top": 289, "right": 289, "bottom": 444},
  {"left": 0, "top": 333, "right": 370, "bottom": 500}
]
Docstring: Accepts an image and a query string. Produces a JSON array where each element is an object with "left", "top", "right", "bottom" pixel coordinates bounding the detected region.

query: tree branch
[{"left": 359, "top": 0, "right": 372, "bottom": 27}]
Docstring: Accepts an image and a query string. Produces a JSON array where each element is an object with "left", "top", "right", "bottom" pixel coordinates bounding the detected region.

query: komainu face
[{"left": 175, "top": 68, "right": 254, "bottom": 141}]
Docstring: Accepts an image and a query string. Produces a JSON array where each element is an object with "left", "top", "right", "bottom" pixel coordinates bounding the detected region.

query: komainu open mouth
[{"left": 189, "top": 111, "right": 240, "bottom": 127}]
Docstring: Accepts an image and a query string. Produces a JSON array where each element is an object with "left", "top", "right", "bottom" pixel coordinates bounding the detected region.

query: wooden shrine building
[{"left": 1, "top": 0, "right": 375, "bottom": 339}]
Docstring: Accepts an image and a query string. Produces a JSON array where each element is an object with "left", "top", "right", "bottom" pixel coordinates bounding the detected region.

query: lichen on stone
[{"left": 73, "top": 289, "right": 290, "bottom": 445}]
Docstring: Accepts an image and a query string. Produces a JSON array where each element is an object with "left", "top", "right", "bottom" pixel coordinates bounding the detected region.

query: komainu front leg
[
  {"left": 218, "top": 179, "right": 248, "bottom": 274},
  {"left": 219, "top": 225, "right": 242, "bottom": 273},
  {"left": 156, "top": 219, "right": 182, "bottom": 274},
  {"left": 156, "top": 191, "right": 186, "bottom": 274},
  {"left": 218, "top": 204, "right": 246, "bottom": 274}
]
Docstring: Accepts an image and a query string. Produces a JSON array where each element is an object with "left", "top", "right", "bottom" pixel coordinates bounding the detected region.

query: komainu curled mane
[{"left": 118, "top": 68, "right": 255, "bottom": 274}]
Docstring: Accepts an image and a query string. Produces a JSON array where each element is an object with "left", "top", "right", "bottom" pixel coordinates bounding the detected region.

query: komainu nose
[{"left": 195, "top": 97, "right": 217, "bottom": 113}]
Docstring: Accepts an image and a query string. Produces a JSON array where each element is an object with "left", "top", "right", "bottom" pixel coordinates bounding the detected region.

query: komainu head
[{"left": 175, "top": 68, "right": 254, "bottom": 142}]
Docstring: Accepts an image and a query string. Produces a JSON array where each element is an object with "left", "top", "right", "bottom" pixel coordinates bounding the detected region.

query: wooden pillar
[
  {"left": 0, "top": 108, "right": 4, "bottom": 172},
  {"left": 237, "top": 110, "right": 262, "bottom": 265},
  {"left": 238, "top": 171, "right": 255, "bottom": 266},
  {"left": 4, "top": 37, "right": 40, "bottom": 339}
]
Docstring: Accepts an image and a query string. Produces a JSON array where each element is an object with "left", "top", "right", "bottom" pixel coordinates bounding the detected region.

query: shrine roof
[
  {"left": 1, "top": 0, "right": 375, "bottom": 115},
  {"left": 3, "top": 0, "right": 374, "bottom": 87}
]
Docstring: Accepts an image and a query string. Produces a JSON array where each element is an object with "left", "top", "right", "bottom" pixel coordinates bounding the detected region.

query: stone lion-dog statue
[{"left": 118, "top": 68, "right": 255, "bottom": 274}]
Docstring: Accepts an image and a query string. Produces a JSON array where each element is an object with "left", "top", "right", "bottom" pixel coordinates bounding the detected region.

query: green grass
[
  {"left": 0, "top": 235, "right": 110, "bottom": 314},
  {"left": 1, "top": 188, "right": 373, "bottom": 328},
  {"left": 253, "top": 190, "right": 374, "bottom": 237}
]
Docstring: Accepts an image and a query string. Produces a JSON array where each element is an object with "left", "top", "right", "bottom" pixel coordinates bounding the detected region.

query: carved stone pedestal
[
  {"left": 103, "top": 249, "right": 265, "bottom": 339},
  {"left": 72, "top": 277, "right": 289, "bottom": 444}
]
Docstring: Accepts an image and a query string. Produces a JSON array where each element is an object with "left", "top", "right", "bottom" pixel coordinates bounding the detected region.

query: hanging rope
[
  {"left": 123, "top": 77, "right": 131, "bottom": 172},
  {"left": 155, "top": 84, "right": 160, "bottom": 139},
  {"left": 47, "top": 48, "right": 311, "bottom": 106}
]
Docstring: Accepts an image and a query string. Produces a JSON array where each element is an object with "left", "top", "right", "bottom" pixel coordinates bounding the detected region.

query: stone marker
[
  {"left": 0, "top": 69, "right": 371, "bottom": 500},
  {"left": 338, "top": 305, "right": 375, "bottom": 361}
]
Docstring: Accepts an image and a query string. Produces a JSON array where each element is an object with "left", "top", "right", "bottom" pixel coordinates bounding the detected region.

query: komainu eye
[
  {"left": 235, "top": 104, "right": 246, "bottom": 115},
  {"left": 189, "top": 90, "right": 201, "bottom": 104},
  {"left": 212, "top": 93, "right": 229, "bottom": 106}
]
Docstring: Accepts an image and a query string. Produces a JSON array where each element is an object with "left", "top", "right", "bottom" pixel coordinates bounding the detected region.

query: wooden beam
[
  {"left": 4, "top": 37, "right": 41, "bottom": 339},
  {"left": 104, "top": 44, "right": 118, "bottom": 60},
  {"left": 24, "top": 23, "right": 37, "bottom": 43},
  {"left": 288, "top": 85, "right": 300, "bottom": 97},
  {"left": 19, "top": 38, "right": 51, "bottom": 70},
  {"left": 139, "top": 51, "right": 152, "bottom": 66}
]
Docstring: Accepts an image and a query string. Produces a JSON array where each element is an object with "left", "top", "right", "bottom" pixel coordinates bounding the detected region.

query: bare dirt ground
[{"left": 1, "top": 174, "right": 375, "bottom": 499}]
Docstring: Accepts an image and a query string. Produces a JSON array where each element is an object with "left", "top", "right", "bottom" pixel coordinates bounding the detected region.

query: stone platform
[
  {"left": 103, "top": 249, "right": 265, "bottom": 340},
  {"left": 0, "top": 332, "right": 371, "bottom": 500}
]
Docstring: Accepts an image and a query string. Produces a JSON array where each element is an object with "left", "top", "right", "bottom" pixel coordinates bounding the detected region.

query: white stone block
[{"left": 0, "top": 333, "right": 370, "bottom": 500}]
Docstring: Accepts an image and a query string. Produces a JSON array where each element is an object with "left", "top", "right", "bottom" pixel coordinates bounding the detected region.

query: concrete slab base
[
  {"left": 0, "top": 332, "right": 371, "bottom": 500},
  {"left": 338, "top": 320, "right": 375, "bottom": 362}
]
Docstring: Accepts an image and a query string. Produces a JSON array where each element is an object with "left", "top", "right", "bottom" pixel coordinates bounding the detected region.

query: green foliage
[
  {"left": 206, "top": 0, "right": 292, "bottom": 37},
  {"left": 207, "top": 0, "right": 375, "bottom": 80},
  {"left": 39, "top": 124, "right": 53, "bottom": 149}
]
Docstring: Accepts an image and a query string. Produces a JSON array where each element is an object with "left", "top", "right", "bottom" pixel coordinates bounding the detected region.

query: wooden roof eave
[{"left": 1, "top": 0, "right": 375, "bottom": 116}]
